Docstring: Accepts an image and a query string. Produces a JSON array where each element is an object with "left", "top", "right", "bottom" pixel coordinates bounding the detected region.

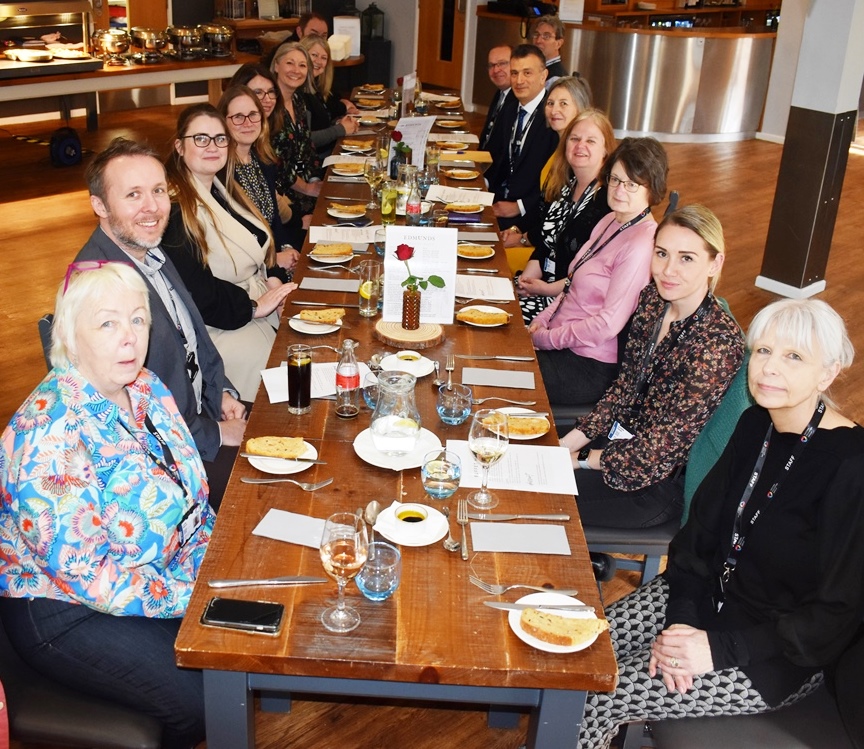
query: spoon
[
  {"left": 442, "top": 507, "right": 461, "bottom": 552},
  {"left": 432, "top": 360, "right": 446, "bottom": 387},
  {"left": 364, "top": 500, "right": 382, "bottom": 545},
  {"left": 369, "top": 353, "right": 385, "bottom": 372}
]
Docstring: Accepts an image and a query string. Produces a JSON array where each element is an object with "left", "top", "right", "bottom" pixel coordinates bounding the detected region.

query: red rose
[
  {"left": 392, "top": 130, "right": 402, "bottom": 142},
  {"left": 397, "top": 76, "right": 404, "bottom": 86},
  {"left": 395, "top": 243, "right": 414, "bottom": 261}
]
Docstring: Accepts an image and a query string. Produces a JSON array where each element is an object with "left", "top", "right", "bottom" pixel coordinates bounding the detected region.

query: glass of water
[
  {"left": 436, "top": 383, "right": 472, "bottom": 425},
  {"left": 421, "top": 449, "right": 461, "bottom": 500},
  {"left": 355, "top": 541, "right": 401, "bottom": 601},
  {"left": 362, "top": 372, "right": 379, "bottom": 409}
]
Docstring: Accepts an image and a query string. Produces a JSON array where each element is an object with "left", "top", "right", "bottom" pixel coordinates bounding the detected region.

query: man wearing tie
[
  {"left": 479, "top": 44, "right": 517, "bottom": 152},
  {"left": 487, "top": 44, "right": 559, "bottom": 232}
]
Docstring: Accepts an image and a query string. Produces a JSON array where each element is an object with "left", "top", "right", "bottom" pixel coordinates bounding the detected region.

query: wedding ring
[{"left": 669, "top": 657, "right": 680, "bottom": 668}]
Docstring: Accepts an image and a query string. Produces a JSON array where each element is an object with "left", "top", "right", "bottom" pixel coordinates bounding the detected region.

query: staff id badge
[
  {"left": 544, "top": 257, "right": 555, "bottom": 275},
  {"left": 608, "top": 420, "right": 634, "bottom": 441},
  {"left": 177, "top": 502, "right": 204, "bottom": 548}
]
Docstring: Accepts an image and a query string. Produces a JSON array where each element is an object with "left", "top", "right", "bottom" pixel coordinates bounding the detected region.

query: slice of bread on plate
[
  {"left": 456, "top": 308, "right": 509, "bottom": 326},
  {"left": 457, "top": 244, "right": 494, "bottom": 257},
  {"left": 298, "top": 308, "right": 346, "bottom": 324},
  {"left": 520, "top": 609, "right": 609, "bottom": 647},
  {"left": 311, "top": 242, "right": 353, "bottom": 256},
  {"left": 246, "top": 436, "right": 307, "bottom": 460},
  {"left": 329, "top": 202, "right": 366, "bottom": 215},
  {"left": 499, "top": 416, "right": 550, "bottom": 437}
]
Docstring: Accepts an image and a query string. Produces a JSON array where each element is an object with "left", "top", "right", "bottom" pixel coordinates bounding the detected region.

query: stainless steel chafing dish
[
  {"left": 130, "top": 27, "right": 169, "bottom": 52},
  {"left": 166, "top": 25, "right": 202, "bottom": 56},
  {"left": 91, "top": 28, "right": 130, "bottom": 63},
  {"left": 198, "top": 23, "right": 234, "bottom": 57}
]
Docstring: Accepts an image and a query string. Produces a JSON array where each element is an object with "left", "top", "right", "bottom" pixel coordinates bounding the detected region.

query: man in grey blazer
[{"left": 75, "top": 137, "right": 246, "bottom": 507}]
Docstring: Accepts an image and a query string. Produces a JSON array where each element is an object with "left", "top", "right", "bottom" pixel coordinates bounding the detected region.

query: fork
[
  {"left": 445, "top": 353, "right": 455, "bottom": 391},
  {"left": 469, "top": 576, "right": 579, "bottom": 596},
  {"left": 471, "top": 397, "right": 537, "bottom": 406},
  {"left": 240, "top": 477, "right": 334, "bottom": 491},
  {"left": 457, "top": 499, "right": 469, "bottom": 561},
  {"left": 456, "top": 297, "right": 512, "bottom": 306}
]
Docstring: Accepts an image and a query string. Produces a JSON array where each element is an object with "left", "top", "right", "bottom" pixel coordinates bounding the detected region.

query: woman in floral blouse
[
  {"left": 560, "top": 205, "right": 745, "bottom": 528},
  {"left": 0, "top": 263, "right": 212, "bottom": 747},
  {"left": 269, "top": 41, "right": 323, "bottom": 247}
]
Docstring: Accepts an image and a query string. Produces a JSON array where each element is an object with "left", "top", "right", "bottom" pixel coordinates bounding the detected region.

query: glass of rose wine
[
  {"left": 319, "top": 512, "right": 369, "bottom": 633},
  {"left": 364, "top": 161, "right": 384, "bottom": 210},
  {"left": 467, "top": 409, "right": 509, "bottom": 509}
]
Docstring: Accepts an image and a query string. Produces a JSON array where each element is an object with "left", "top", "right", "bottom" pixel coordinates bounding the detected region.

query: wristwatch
[
  {"left": 250, "top": 299, "right": 258, "bottom": 320},
  {"left": 577, "top": 446, "right": 592, "bottom": 470}
]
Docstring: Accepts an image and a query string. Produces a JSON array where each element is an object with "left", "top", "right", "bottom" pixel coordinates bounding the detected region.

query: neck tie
[{"left": 512, "top": 107, "right": 527, "bottom": 161}]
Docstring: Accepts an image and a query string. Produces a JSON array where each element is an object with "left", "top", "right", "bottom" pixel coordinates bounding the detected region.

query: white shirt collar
[{"left": 518, "top": 88, "right": 546, "bottom": 117}]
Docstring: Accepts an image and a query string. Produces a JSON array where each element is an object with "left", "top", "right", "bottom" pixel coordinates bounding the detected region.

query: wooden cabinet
[
  {"left": 582, "top": 0, "right": 781, "bottom": 30},
  {"left": 91, "top": 0, "right": 169, "bottom": 32}
]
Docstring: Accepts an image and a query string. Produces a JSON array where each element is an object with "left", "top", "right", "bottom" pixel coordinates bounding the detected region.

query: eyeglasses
[
  {"left": 182, "top": 133, "right": 230, "bottom": 148},
  {"left": 226, "top": 111, "right": 263, "bottom": 125},
  {"left": 487, "top": 61, "right": 509, "bottom": 70},
  {"left": 63, "top": 260, "right": 134, "bottom": 293},
  {"left": 252, "top": 88, "right": 278, "bottom": 100},
  {"left": 608, "top": 174, "right": 643, "bottom": 193},
  {"left": 532, "top": 32, "right": 558, "bottom": 41}
]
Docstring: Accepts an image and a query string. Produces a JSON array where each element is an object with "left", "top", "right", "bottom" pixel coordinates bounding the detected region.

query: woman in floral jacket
[{"left": 0, "top": 262, "right": 212, "bottom": 748}]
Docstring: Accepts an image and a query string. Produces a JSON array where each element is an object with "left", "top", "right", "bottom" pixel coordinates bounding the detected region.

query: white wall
[{"left": 356, "top": 0, "right": 417, "bottom": 85}]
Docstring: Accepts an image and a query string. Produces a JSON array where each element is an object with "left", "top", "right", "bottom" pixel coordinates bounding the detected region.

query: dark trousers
[
  {"left": 0, "top": 597, "right": 205, "bottom": 749},
  {"left": 537, "top": 348, "right": 618, "bottom": 406},
  {"left": 576, "top": 469, "right": 685, "bottom": 528}
]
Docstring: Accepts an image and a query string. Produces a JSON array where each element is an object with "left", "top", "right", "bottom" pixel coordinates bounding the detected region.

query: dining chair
[{"left": 37, "top": 313, "right": 53, "bottom": 370}]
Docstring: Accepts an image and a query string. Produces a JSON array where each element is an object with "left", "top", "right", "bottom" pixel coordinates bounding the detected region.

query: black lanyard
[
  {"left": 716, "top": 400, "right": 825, "bottom": 606},
  {"left": 547, "top": 207, "right": 651, "bottom": 322},
  {"left": 509, "top": 105, "right": 538, "bottom": 167},
  {"left": 121, "top": 412, "right": 188, "bottom": 498}
]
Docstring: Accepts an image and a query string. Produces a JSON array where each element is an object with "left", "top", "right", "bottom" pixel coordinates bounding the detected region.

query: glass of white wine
[
  {"left": 467, "top": 409, "right": 509, "bottom": 509},
  {"left": 319, "top": 512, "right": 369, "bottom": 633},
  {"left": 364, "top": 161, "right": 383, "bottom": 210}
]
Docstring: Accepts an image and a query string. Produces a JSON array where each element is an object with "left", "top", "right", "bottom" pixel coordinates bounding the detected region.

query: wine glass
[
  {"left": 421, "top": 449, "right": 461, "bottom": 500},
  {"left": 467, "top": 409, "right": 509, "bottom": 509},
  {"left": 364, "top": 161, "right": 383, "bottom": 210},
  {"left": 319, "top": 512, "right": 369, "bottom": 633}
]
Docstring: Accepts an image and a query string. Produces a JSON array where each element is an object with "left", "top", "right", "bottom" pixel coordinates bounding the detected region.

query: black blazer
[
  {"left": 486, "top": 92, "right": 559, "bottom": 230},
  {"left": 480, "top": 88, "right": 517, "bottom": 151},
  {"left": 75, "top": 227, "right": 230, "bottom": 461}
]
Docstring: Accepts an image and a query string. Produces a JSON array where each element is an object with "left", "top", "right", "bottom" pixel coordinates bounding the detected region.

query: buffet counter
[
  {"left": 473, "top": 10, "right": 776, "bottom": 142},
  {"left": 0, "top": 53, "right": 259, "bottom": 130}
]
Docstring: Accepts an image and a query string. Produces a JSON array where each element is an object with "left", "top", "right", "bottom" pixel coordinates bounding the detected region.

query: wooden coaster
[{"left": 373, "top": 320, "right": 444, "bottom": 349}]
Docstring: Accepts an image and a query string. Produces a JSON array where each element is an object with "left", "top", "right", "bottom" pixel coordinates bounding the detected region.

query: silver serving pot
[
  {"left": 198, "top": 23, "right": 234, "bottom": 45},
  {"left": 91, "top": 29, "right": 131, "bottom": 57},
  {"left": 130, "top": 27, "right": 169, "bottom": 51},
  {"left": 166, "top": 25, "right": 202, "bottom": 50}
]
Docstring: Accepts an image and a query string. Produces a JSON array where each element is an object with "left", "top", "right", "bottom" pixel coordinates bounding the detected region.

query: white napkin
[
  {"left": 252, "top": 509, "right": 326, "bottom": 549},
  {"left": 470, "top": 523, "right": 571, "bottom": 555},
  {"left": 461, "top": 367, "right": 535, "bottom": 390},
  {"left": 298, "top": 277, "right": 360, "bottom": 293},
  {"left": 426, "top": 185, "right": 494, "bottom": 205}
]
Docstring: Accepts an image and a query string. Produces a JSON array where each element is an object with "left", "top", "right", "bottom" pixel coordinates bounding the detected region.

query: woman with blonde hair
[
  {"left": 298, "top": 34, "right": 359, "bottom": 158},
  {"left": 512, "top": 109, "right": 615, "bottom": 323},
  {"left": 162, "top": 103, "right": 296, "bottom": 401}
]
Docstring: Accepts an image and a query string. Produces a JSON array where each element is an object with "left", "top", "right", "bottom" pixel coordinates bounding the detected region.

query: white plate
[
  {"left": 436, "top": 100, "right": 462, "bottom": 110},
  {"left": 50, "top": 48, "right": 90, "bottom": 59},
  {"left": 288, "top": 315, "right": 342, "bottom": 335},
  {"left": 444, "top": 169, "right": 480, "bottom": 181},
  {"left": 246, "top": 442, "right": 318, "bottom": 475},
  {"left": 446, "top": 204, "right": 484, "bottom": 215},
  {"left": 458, "top": 305, "right": 511, "bottom": 329},
  {"left": 508, "top": 593, "right": 601, "bottom": 654},
  {"left": 438, "top": 120, "right": 468, "bottom": 129},
  {"left": 358, "top": 116, "right": 381, "bottom": 126},
  {"left": 495, "top": 407, "right": 551, "bottom": 440},
  {"left": 341, "top": 145, "right": 373, "bottom": 154},
  {"left": 373, "top": 503, "right": 448, "bottom": 547},
  {"left": 356, "top": 101, "right": 382, "bottom": 110},
  {"left": 6, "top": 49, "right": 53, "bottom": 62},
  {"left": 379, "top": 352, "right": 435, "bottom": 378},
  {"left": 331, "top": 164, "right": 366, "bottom": 177},
  {"left": 353, "top": 428, "right": 442, "bottom": 471},
  {"left": 456, "top": 244, "right": 495, "bottom": 260},
  {"left": 327, "top": 206, "right": 367, "bottom": 219}
]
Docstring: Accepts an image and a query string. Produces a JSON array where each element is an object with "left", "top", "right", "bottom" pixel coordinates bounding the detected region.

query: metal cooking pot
[
  {"left": 130, "top": 27, "right": 168, "bottom": 51},
  {"left": 198, "top": 23, "right": 233, "bottom": 44},
  {"left": 166, "top": 25, "right": 202, "bottom": 49},
  {"left": 91, "top": 29, "right": 131, "bottom": 57}
]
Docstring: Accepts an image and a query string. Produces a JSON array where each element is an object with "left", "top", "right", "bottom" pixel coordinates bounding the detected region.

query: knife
[
  {"left": 490, "top": 411, "right": 549, "bottom": 418},
  {"left": 468, "top": 513, "right": 568, "bottom": 521},
  {"left": 455, "top": 222, "right": 493, "bottom": 228},
  {"left": 293, "top": 301, "right": 361, "bottom": 308},
  {"left": 460, "top": 268, "right": 499, "bottom": 274},
  {"left": 454, "top": 355, "right": 534, "bottom": 361},
  {"left": 322, "top": 195, "right": 368, "bottom": 201},
  {"left": 208, "top": 576, "right": 327, "bottom": 589},
  {"left": 484, "top": 601, "right": 595, "bottom": 613},
  {"left": 240, "top": 452, "right": 327, "bottom": 465}
]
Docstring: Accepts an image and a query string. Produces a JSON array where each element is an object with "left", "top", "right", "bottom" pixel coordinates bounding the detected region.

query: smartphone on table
[{"left": 200, "top": 597, "right": 285, "bottom": 635}]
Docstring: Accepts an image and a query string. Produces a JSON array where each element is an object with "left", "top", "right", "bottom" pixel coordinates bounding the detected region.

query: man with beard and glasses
[{"left": 75, "top": 137, "right": 246, "bottom": 509}]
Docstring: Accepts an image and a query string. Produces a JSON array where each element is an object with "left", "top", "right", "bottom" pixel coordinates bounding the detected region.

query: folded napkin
[
  {"left": 298, "top": 277, "right": 360, "bottom": 293},
  {"left": 253, "top": 509, "right": 326, "bottom": 549},
  {"left": 470, "top": 523, "right": 571, "bottom": 555},
  {"left": 461, "top": 367, "right": 535, "bottom": 390}
]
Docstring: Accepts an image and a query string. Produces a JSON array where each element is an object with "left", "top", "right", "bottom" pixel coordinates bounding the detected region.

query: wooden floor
[{"left": 2, "top": 106, "right": 864, "bottom": 748}]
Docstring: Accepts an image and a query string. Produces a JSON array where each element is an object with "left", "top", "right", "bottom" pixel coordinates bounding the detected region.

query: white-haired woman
[
  {"left": 0, "top": 262, "right": 213, "bottom": 748},
  {"left": 578, "top": 298, "right": 864, "bottom": 749}
]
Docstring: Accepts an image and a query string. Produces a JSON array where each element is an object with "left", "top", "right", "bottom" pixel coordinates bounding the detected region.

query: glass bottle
[
  {"left": 395, "top": 163, "right": 417, "bottom": 216},
  {"left": 335, "top": 339, "right": 360, "bottom": 419},
  {"left": 405, "top": 176, "right": 422, "bottom": 226},
  {"left": 370, "top": 372, "right": 421, "bottom": 456}
]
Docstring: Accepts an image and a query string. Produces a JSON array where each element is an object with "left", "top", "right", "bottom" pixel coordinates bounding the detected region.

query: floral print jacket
[{"left": 0, "top": 365, "right": 214, "bottom": 617}]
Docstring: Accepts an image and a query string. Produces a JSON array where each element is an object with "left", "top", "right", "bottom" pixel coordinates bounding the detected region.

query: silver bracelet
[{"left": 578, "top": 459, "right": 592, "bottom": 470}]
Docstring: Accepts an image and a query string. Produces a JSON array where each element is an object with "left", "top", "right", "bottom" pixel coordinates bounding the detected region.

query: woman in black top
[{"left": 578, "top": 298, "right": 864, "bottom": 749}]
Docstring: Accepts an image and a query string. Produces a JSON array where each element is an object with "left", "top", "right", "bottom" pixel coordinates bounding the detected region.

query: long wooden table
[{"left": 174, "top": 145, "right": 617, "bottom": 748}]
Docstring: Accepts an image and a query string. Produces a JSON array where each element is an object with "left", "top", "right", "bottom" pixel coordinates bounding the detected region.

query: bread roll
[
  {"left": 311, "top": 243, "right": 353, "bottom": 257},
  {"left": 246, "top": 436, "right": 307, "bottom": 460},
  {"left": 298, "top": 308, "right": 346, "bottom": 324},
  {"left": 520, "top": 609, "right": 609, "bottom": 647}
]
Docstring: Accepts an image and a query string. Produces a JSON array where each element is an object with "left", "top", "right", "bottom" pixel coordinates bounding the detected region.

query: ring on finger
[{"left": 669, "top": 657, "right": 680, "bottom": 668}]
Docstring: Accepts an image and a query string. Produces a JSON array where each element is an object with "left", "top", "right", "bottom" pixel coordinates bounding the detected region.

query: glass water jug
[{"left": 370, "top": 372, "right": 422, "bottom": 456}]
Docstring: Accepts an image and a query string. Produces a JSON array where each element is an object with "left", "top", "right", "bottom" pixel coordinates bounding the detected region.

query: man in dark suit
[
  {"left": 487, "top": 44, "right": 559, "bottom": 232},
  {"left": 479, "top": 44, "right": 517, "bottom": 151},
  {"left": 75, "top": 137, "right": 246, "bottom": 508}
]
